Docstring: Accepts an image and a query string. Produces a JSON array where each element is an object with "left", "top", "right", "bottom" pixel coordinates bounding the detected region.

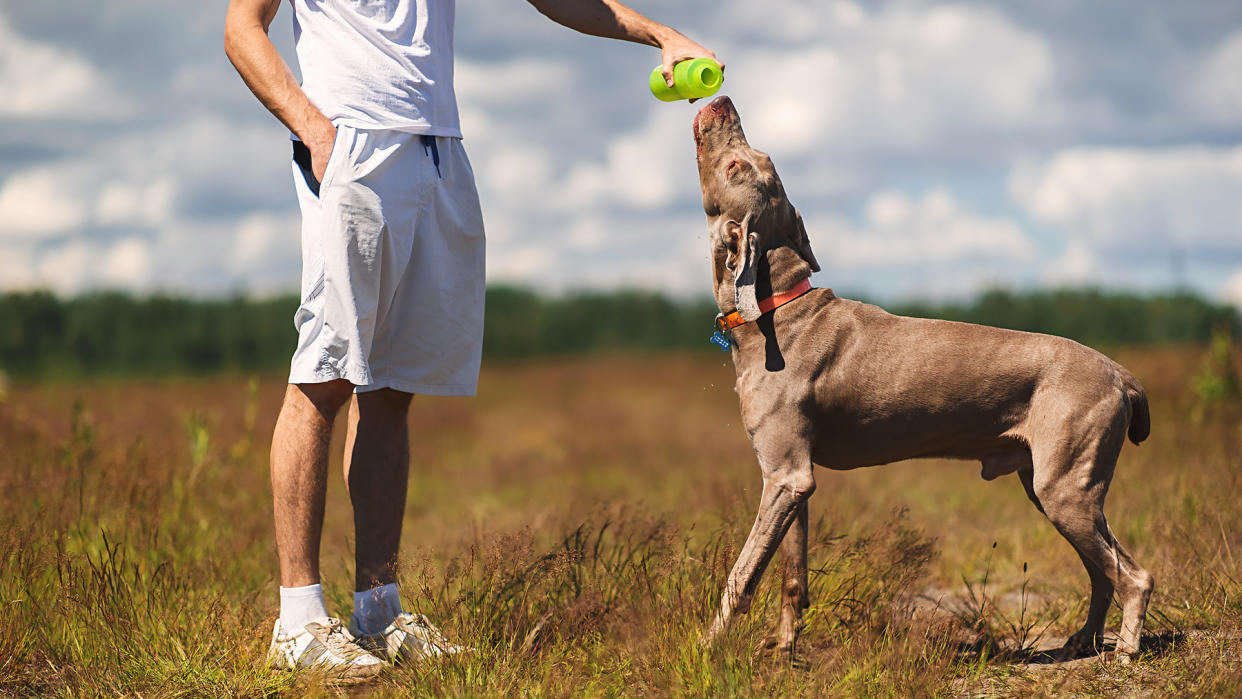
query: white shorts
[{"left": 288, "top": 125, "right": 486, "bottom": 395}]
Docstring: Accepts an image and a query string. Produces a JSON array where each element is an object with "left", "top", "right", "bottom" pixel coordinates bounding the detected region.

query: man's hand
[
  {"left": 658, "top": 32, "right": 722, "bottom": 90},
  {"left": 527, "top": 0, "right": 721, "bottom": 90},
  {"left": 305, "top": 119, "right": 337, "bottom": 184}
]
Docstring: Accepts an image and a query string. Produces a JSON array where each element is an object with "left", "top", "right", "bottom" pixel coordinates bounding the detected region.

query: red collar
[{"left": 715, "top": 278, "right": 813, "bottom": 334}]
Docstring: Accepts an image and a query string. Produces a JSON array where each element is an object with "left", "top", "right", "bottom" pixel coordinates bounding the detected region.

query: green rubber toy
[{"left": 649, "top": 57, "right": 723, "bottom": 101}]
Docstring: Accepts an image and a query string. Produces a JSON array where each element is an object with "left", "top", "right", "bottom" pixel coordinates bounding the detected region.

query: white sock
[
  {"left": 352, "top": 582, "right": 403, "bottom": 635},
  {"left": 279, "top": 583, "right": 329, "bottom": 633}
]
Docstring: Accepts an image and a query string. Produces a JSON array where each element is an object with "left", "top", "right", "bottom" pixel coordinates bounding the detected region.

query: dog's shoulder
[{"left": 806, "top": 291, "right": 897, "bottom": 329}]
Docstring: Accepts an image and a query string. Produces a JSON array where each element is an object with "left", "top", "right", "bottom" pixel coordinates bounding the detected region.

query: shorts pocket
[{"left": 291, "top": 126, "right": 346, "bottom": 198}]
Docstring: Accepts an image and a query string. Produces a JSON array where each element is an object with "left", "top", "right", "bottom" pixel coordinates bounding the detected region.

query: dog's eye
[{"left": 725, "top": 160, "right": 740, "bottom": 178}]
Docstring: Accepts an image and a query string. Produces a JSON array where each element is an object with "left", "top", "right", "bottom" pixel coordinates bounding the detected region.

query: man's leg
[
  {"left": 267, "top": 380, "right": 385, "bottom": 679},
  {"left": 343, "top": 388, "right": 413, "bottom": 636},
  {"left": 344, "top": 388, "right": 413, "bottom": 591},
  {"left": 271, "top": 379, "right": 355, "bottom": 588}
]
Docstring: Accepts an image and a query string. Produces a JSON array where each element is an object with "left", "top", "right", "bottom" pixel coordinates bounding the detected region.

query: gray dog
[{"left": 693, "top": 95, "right": 1153, "bottom": 662}]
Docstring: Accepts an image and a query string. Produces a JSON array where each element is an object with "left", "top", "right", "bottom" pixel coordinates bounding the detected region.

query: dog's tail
[{"left": 1120, "top": 368, "right": 1151, "bottom": 445}]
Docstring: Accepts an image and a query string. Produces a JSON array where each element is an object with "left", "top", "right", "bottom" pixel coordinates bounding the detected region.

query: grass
[{"left": 1, "top": 346, "right": 1240, "bottom": 696}]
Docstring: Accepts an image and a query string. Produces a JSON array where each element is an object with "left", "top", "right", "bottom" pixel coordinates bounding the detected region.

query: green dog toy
[{"left": 649, "top": 57, "right": 723, "bottom": 101}]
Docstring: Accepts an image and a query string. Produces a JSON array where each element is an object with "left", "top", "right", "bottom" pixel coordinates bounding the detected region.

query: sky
[{"left": 1, "top": 0, "right": 1241, "bottom": 306}]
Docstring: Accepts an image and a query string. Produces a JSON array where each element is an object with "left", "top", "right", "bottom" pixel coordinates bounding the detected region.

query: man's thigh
[{"left": 360, "top": 136, "right": 485, "bottom": 397}]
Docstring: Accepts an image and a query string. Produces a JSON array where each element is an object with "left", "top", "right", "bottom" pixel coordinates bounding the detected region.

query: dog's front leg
[
  {"left": 708, "top": 447, "right": 815, "bottom": 642},
  {"left": 774, "top": 501, "right": 809, "bottom": 655}
]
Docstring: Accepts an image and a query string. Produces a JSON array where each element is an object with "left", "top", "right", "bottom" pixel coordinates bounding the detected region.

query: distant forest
[{"left": 1, "top": 287, "right": 1238, "bottom": 378}]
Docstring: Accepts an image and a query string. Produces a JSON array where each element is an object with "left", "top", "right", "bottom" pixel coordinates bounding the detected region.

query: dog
[{"left": 693, "top": 95, "right": 1154, "bottom": 662}]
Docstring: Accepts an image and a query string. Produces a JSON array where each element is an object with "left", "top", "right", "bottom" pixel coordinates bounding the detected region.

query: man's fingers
[
  {"left": 660, "top": 39, "right": 722, "bottom": 90},
  {"left": 662, "top": 54, "right": 692, "bottom": 87},
  {"left": 311, "top": 147, "right": 331, "bottom": 182},
  {"left": 309, "top": 124, "right": 337, "bottom": 184}
]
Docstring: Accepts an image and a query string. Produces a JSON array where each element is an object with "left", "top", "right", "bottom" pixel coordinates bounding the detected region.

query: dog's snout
[
  {"left": 697, "top": 95, "right": 736, "bottom": 122},
  {"left": 694, "top": 95, "right": 738, "bottom": 149}
]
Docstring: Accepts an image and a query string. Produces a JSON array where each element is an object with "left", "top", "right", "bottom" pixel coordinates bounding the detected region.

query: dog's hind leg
[
  {"left": 1030, "top": 405, "right": 1154, "bottom": 661},
  {"left": 1020, "top": 467, "right": 1113, "bottom": 658},
  {"left": 708, "top": 436, "right": 815, "bottom": 643},
  {"left": 773, "top": 500, "right": 809, "bottom": 655}
]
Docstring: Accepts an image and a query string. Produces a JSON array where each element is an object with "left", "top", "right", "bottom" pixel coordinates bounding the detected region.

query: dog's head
[{"left": 694, "top": 96, "right": 820, "bottom": 321}]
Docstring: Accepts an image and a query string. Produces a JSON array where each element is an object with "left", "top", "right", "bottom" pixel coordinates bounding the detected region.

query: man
[{"left": 224, "top": 0, "right": 718, "bottom": 680}]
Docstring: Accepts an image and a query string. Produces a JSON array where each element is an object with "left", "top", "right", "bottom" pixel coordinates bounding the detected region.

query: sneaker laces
[
  {"left": 316, "top": 618, "right": 367, "bottom": 659},
  {"left": 396, "top": 613, "right": 461, "bottom": 653}
]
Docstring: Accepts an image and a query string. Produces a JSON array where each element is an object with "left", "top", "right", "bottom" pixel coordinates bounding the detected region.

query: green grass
[{"left": 2, "top": 349, "right": 1240, "bottom": 696}]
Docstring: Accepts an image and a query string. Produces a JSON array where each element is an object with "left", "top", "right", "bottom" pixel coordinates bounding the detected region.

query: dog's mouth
[{"left": 693, "top": 110, "right": 705, "bottom": 160}]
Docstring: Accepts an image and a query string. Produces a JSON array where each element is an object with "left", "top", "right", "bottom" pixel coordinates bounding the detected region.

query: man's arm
[
  {"left": 224, "top": 0, "right": 336, "bottom": 181},
  {"left": 526, "top": 0, "right": 720, "bottom": 87}
]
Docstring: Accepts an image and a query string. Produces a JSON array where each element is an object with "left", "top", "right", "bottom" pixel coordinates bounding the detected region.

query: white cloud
[
  {"left": 1011, "top": 145, "right": 1242, "bottom": 247},
  {"left": 0, "top": 167, "right": 89, "bottom": 237},
  {"left": 1042, "top": 240, "right": 1097, "bottom": 286},
  {"left": 230, "top": 219, "right": 300, "bottom": 294},
  {"left": 0, "top": 114, "right": 286, "bottom": 239},
  {"left": 0, "top": 236, "right": 157, "bottom": 296},
  {"left": 228, "top": 210, "right": 301, "bottom": 294},
  {"left": 486, "top": 212, "right": 708, "bottom": 296},
  {"left": 231, "top": 212, "right": 287, "bottom": 269},
  {"left": 454, "top": 58, "right": 574, "bottom": 106},
  {"left": 2, "top": 0, "right": 1241, "bottom": 306},
  {"left": 558, "top": 107, "right": 697, "bottom": 212},
  {"left": 0, "top": 14, "right": 130, "bottom": 119},
  {"left": 488, "top": 244, "right": 556, "bottom": 283},
  {"left": 479, "top": 144, "right": 556, "bottom": 202},
  {"left": 0, "top": 112, "right": 296, "bottom": 295},
  {"left": 95, "top": 179, "right": 176, "bottom": 228},
  {"left": 99, "top": 237, "right": 152, "bottom": 289},
  {"left": 0, "top": 242, "right": 38, "bottom": 289},
  {"left": 814, "top": 189, "right": 1034, "bottom": 268},
  {"left": 35, "top": 240, "right": 95, "bottom": 296},
  {"left": 718, "top": 0, "right": 863, "bottom": 45},
  {"left": 722, "top": 3, "right": 1059, "bottom": 157},
  {"left": 1194, "top": 28, "right": 1242, "bottom": 121},
  {"left": 1224, "top": 268, "right": 1242, "bottom": 309}
]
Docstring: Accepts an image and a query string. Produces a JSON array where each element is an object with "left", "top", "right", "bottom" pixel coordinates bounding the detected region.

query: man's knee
[
  {"left": 290, "top": 379, "right": 355, "bottom": 416},
  {"left": 355, "top": 388, "right": 413, "bottom": 423}
]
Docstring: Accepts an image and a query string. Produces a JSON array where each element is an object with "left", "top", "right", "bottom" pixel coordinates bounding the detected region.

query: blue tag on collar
[{"left": 709, "top": 330, "right": 731, "bottom": 352}]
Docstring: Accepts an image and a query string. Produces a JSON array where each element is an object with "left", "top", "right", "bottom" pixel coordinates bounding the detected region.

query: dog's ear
[
  {"left": 793, "top": 209, "right": 821, "bottom": 273},
  {"left": 732, "top": 215, "right": 762, "bottom": 322}
]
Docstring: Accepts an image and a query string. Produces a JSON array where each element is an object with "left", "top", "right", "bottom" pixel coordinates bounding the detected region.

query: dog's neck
[
  {"left": 716, "top": 278, "right": 814, "bottom": 334},
  {"left": 715, "top": 245, "right": 816, "bottom": 316}
]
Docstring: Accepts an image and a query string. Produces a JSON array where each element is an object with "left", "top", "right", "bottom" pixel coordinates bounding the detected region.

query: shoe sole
[{"left": 270, "top": 663, "right": 383, "bottom": 686}]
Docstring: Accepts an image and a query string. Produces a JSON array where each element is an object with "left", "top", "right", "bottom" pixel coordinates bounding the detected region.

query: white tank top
[{"left": 290, "top": 0, "right": 461, "bottom": 136}]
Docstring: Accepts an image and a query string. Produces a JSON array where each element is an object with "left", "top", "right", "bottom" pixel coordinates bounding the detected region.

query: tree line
[{"left": 0, "top": 287, "right": 1236, "bottom": 378}]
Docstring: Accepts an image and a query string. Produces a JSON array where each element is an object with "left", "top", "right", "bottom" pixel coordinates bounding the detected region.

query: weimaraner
[{"left": 693, "top": 95, "right": 1153, "bottom": 662}]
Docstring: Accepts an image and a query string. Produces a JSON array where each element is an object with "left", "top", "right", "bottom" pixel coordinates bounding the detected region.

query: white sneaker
[
  {"left": 267, "top": 616, "right": 383, "bottom": 683},
  {"left": 350, "top": 612, "right": 465, "bottom": 663}
]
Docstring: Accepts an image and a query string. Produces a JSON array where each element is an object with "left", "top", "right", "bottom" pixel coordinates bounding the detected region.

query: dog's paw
[
  {"left": 1055, "top": 632, "right": 1103, "bottom": 662},
  {"left": 754, "top": 637, "right": 807, "bottom": 667}
]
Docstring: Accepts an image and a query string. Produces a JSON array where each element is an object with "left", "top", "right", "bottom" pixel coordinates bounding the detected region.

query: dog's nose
[{"left": 698, "top": 94, "right": 734, "bottom": 119}]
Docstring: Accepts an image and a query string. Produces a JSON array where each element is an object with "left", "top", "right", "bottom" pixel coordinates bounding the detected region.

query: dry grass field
[{"left": 1, "top": 346, "right": 1240, "bottom": 696}]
